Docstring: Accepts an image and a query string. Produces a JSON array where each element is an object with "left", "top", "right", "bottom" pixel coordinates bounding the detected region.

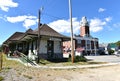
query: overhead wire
[
  {"left": 43, "top": 0, "right": 58, "bottom": 11},
  {"left": 41, "top": 0, "right": 68, "bottom": 22},
  {"left": 42, "top": 12, "right": 66, "bottom": 20}
]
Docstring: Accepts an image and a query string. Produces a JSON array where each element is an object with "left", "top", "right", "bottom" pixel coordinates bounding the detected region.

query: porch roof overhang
[
  {"left": 4, "top": 40, "right": 22, "bottom": 45},
  {"left": 40, "top": 35, "right": 71, "bottom": 41},
  {"left": 3, "top": 24, "right": 72, "bottom": 44},
  {"left": 20, "top": 34, "right": 38, "bottom": 41}
]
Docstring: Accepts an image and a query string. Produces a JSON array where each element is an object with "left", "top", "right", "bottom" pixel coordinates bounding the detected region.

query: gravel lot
[
  {"left": 0, "top": 64, "right": 120, "bottom": 81},
  {"left": 1, "top": 55, "right": 120, "bottom": 81},
  {"left": 85, "top": 55, "right": 120, "bottom": 63}
]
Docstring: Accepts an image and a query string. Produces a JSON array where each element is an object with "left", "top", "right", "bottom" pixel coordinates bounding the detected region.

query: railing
[{"left": 19, "top": 53, "right": 37, "bottom": 66}]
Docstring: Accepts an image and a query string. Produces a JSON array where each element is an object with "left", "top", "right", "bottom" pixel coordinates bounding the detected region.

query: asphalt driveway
[{"left": 85, "top": 55, "right": 120, "bottom": 63}]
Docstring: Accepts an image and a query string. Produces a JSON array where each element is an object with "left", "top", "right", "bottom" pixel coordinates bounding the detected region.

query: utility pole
[
  {"left": 37, "top": 7, "right": 43, "bottom": 63},
  {"left": 69, "top": 0, "right": 74, "bottom": 63}
]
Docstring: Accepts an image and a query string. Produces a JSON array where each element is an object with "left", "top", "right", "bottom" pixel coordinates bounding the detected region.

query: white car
[{"left": 115, "top": 51, "right": 120, "bottom": 57}]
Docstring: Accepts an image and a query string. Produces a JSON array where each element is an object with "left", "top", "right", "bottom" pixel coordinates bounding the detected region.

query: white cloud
[
  {"left": 7, "top": 15, "right": 37, "bottom": 23},
  {"left": 0, "top": 15, "right": 3, "bottom": 19},
  {"left": 48, "top": 18, "right": 80, "bottom": 34},
  {"left": 0, "top": 15, "right": 7, "bottom": 21},
  {"left": 5, "top": 15, "right": 112, "bottom": 33},
  {"left": 90, "top": 18, "right": 106, "bottom": 32},
  {"left": 98, "top": 8, "right": 106, "bottom": 12},
  {"left": 105, "top": 17, "right": 112, "bottom": 22},
  {"left": 48, "top": 17, "right": 111, "bottom": 34},
  {"left": 23, "top": 19, "right": 37, "bottom": 29},
  {"left": 6, "top": 15, "right": 37, "bottom": 29},
  {"left": 7, "top": 16, "right": 27, "bottom": 23},
  {"left": 113, "top": 23, "right": 120, "bottom": 28},
  {"left": 0, "top": 0, "right": 18, "bottom": 12}
]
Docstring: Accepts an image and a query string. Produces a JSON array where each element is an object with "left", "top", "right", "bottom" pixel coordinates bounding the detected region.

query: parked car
[{"left": 115, "top": 51, "right": 120, "bottom": 57}]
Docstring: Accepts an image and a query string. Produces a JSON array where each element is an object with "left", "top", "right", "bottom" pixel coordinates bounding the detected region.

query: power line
[
  {"left": 42, "top": 12, "right": 66, "bottom": 20},
  {"left": 43, "top": 0, "right": 58, "bottom": 11}
]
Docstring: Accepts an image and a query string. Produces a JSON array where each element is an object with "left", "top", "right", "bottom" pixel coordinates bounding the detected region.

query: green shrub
[
  {"left": 68, "top": 56, "right": 87, "bottom": 62},
  {"left": 0, "top": 45, "right": 2, "bottom": 52},
  {"left": 0, "top": 76, "right": 4, "bottom": 81},
  {"left": 108, "top": 50, "right": 114, "bottom": 55},
  {"left": 75, "top": 56, "right": 87, "bottom": 62}
]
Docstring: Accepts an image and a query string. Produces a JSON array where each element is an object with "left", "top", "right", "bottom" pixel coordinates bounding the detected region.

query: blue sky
[{"left": 0, "top": 0, "right": 120, "bottom": 44}]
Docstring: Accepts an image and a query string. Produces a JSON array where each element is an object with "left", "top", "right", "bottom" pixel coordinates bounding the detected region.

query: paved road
[{"left": 85, "top": 55, "right": 120, "bottom": 63}]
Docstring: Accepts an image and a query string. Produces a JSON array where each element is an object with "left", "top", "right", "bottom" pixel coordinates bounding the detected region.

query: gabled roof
[
  {"left": 4, "top": 32, "right": 24, "bottom": 44},
  {"left": 27, "top": 24, "right": 69, "bottom": 38},
  {"left": 4, "top": 24, "right": 70, "bottom": 44},
  {"left": 25, "top": 29, "right": 33, "bottom": 33}
]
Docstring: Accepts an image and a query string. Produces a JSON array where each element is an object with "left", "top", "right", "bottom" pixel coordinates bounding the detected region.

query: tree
[
  {"left": 116, "top": 41, "right": 120, "bottom": 49},
  {"left": 108, "top": 49, "right": 114, "bottom": 55},
  {"left": 0, "top": 45, "right": 2, "bottom": 52}
]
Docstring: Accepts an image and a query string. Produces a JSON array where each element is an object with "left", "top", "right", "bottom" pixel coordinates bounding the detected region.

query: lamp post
[{"left": 69, "top": 0, "right": 74, "bottom": 63}]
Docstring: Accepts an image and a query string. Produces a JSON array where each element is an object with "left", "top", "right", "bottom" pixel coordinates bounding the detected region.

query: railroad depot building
[
  {"left": 3, "top": 24, "right": 70, "bottom": 60},
  {"left": 63, "top": 17, "right": 99, "bottom": 56}
]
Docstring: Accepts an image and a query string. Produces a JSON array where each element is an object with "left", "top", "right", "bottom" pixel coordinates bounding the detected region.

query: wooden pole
[
  {"left": 37, "top": 9, "right": 40, "bottom": 63},
  {"left": 69, "top": 0, "right": 74, "bottom": 63},
  {"left": 37, "top": 7, "right": 43, "bottom": 63},
  {"left": 0, "top": 52, "right": 2, "bottom": 70}
]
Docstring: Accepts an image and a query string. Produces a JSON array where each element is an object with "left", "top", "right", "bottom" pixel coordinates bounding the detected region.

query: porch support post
[
  {"left": 16, "top": 43, "right": 18, "bottom": 50},
  {"left": 85, "top": 40, "right": 87, "bottom": 55},
  {"left": 94, "top": 39, "right": 96, "bottom": 56},
  {"left": 90, "top": 40, "right": 91, "bottom": 55},
  {"left": 60, "top": 40, "right": 63, "bottom": 58}
]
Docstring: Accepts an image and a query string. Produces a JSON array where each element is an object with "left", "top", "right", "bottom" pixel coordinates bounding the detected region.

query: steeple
[
  {"left": 80, "top": 16, "right": 90, "bottom": 37},
  {"left": 80, "top": 16, "right": 89, "bottom": 27}
]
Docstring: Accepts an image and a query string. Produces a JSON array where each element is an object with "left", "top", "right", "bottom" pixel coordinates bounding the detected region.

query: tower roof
[{"left": 80, "top": 16, "right": 89, "bottom": 26}]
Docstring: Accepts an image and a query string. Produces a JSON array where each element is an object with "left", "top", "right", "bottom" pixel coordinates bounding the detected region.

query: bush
[
  {"left": 0, "top": 45, "right": 2, "bottom": 52},
  {"left": 108, "top": 50, "right": 114, "bottom": 55},
  {"left": 68, "top": 56, "right": 87, "bottom": 62},
  {"left": 0, "top": 76, "right": 4, "bottom": 81}
]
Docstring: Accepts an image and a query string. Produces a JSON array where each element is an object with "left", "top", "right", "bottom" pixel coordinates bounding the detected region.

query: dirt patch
[
  {"left": 1, "top": 65, "right": 120, "bottom": 81},
  {"left": 1, "top": 54, "right": 120, "bottom": 81}
]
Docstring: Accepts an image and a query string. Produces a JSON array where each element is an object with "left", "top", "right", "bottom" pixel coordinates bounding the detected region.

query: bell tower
[{"left": 80, "top": 16, "right": 90, "bottom": 37}]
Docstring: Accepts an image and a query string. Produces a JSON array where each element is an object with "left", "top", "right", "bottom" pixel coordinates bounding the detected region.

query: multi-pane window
[
  {"left": 86, "top": 40, "right": 90, "bottom": 49},
  {"left": 77, "top": 39, "right": 81, "bottom": 44}
]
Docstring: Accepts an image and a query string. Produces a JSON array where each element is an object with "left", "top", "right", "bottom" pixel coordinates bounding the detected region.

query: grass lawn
[
  {"left": 2, "top": 54, "right": 25, "bottom": 69},
  {"left": 0, "top": 53, "right": 35, "bottom": 80},
  {"left": 39, "top": 58, "right": 107, "bottom": 66},
  {"left": 1, "top": 53, "right": 107, "bottom": 67},
  {"left": 0, "top": 53, "right": 108, "bottom": 81}
]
